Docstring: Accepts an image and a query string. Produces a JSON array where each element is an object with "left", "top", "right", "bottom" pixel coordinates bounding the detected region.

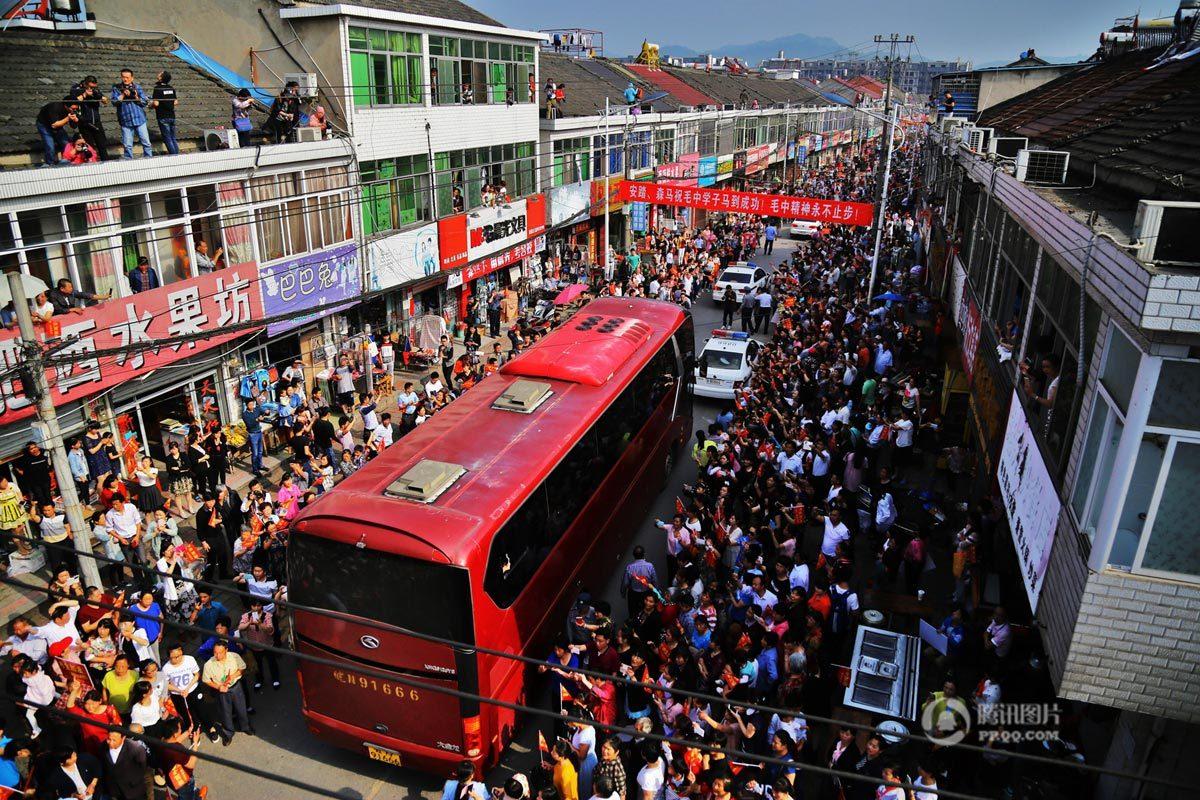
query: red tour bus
[{"left": 287, "top": 298, "right": 694, "bottom": 773}]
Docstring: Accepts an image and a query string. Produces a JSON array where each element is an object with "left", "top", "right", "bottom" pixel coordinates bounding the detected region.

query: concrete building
[
  {"left": 761, "top": 52, "right": 970, "bottom": 97},
  {"left": 922, "top": 11, "right": 1200, "bottom": 793},
  {"left": 931, "top": 54, "right": 1086, "bottom": 119}
]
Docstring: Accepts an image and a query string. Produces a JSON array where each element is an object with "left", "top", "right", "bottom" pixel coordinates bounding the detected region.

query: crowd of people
[
  {"left": 34, "top": 71, "right": 328, "bottom": 166},
  {"left": 0, "top": 128, "right": 1038, "bottom": 800},
  {"left": 444, "top": 146, "right": 1018, "bottom": 800}
]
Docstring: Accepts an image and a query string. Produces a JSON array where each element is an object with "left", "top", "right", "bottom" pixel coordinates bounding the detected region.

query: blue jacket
[
  {"left": 110, "top": 81, "right": 149, "bottom": 127},
  {"left": 128, "top": 267, "right": 160, "bottom": 293}
]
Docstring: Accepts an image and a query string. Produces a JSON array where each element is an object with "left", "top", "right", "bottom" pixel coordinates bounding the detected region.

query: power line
[
  {"left": 0, "top": 574, "right": 1000, "bottom": 800},
  {"left": 5, "top": 532, "right": 1191, "bottom": 792}
]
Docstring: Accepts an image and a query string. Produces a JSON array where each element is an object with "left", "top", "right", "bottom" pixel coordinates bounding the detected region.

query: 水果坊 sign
[
  {"left": 0, "top": 267, "right": 262, "bottom": 423},
  {"left": 618, "top": 182, "right": 875, "bottom": 226}
]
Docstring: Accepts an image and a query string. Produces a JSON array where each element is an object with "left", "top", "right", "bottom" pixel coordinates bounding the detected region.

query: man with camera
[
  {"left": 68, "top": 75, "right": 111, "bottom": 160},
  {"left": 110, "top": 68, "right": 153, "bottom": 159},
  {"left": 264, "top": 80, "right": 301, "bottom": 144},
  {"left": 34, "top": 99, "right": 81, "bottom": 166}
]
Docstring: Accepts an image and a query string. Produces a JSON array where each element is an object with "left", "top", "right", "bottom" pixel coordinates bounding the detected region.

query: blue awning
[
  {"left": 171, "top": 39, "right": 274, "bottom": 106},
  {"left": 820, "top": 92, "right": 854, "bottom": 107}
]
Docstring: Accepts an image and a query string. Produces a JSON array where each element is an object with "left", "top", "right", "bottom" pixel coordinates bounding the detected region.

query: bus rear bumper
[{"left": 301, "top": 707, "right": 480, "bottom": 775}]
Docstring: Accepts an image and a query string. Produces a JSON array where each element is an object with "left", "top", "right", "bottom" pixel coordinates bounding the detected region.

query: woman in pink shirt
[{"left": 275, "top": 474, "right": 303, "bottom": 519}]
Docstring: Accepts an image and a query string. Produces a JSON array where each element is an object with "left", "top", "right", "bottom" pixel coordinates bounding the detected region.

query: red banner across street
[{"left": 618, "top": 181, "right": 875, "bottom": 226}]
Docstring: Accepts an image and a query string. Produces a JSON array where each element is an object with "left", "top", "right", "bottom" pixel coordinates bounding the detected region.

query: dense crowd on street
[{"left": 0, "top": 129, "right": 1051, "bottom": 800}]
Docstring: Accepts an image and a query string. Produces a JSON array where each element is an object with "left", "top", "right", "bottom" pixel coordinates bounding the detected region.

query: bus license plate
[{"left": 365, "top": 744, "right": 403, "bottom": 766}]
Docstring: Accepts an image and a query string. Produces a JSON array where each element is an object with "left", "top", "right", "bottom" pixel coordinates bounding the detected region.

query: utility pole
[
  {"left": 867, "top": 105, "right": 900, "bottom": 300},
  {"left": 7, "top": 273, "right": 102, "bottom": 589},
  {"left": 873, "top": 34, "right": 914, "bottom": 116}
]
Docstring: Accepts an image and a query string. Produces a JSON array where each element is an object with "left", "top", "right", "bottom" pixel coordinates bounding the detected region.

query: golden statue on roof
[{"left": 635, "top": 40, "right": 661, "bottom": 69}]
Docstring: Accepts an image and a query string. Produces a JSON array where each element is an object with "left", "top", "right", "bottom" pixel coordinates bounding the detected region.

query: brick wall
[
  {"left": 1142, "top": 273, "right": 1200, "bottom": 334},
  {"left": 1059, "top": 570, "right": 1200, "bottom": 723}
]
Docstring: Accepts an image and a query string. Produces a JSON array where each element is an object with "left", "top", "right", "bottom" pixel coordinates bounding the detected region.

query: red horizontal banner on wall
[{"left": 618, "top": 181, "right": 875, "bottom": 226}]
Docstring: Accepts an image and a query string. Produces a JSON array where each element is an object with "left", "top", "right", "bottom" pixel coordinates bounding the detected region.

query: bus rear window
[{"left": 289, "top": 534, "right": 473, "bottom": 644}]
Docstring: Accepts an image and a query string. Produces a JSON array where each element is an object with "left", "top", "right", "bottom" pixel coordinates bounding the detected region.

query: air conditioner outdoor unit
[
  {"left": 1014, "top": 149, "right": 1070, "bottom": 184},
  {"left": 722, "top": 103, "right": 736, "bottom": 111},
  {"left": 294, "top": 127, "right": 323, "bottom": 143},
  {"left": 677, "top": 105, "right": 696, "bottom": 113},
  {"left": 1133, "top": 200, "right": 1200, "bottom": 265},
  {"left": 285, "top": 72, "right": 319, "bottom": 98},
  {"left": 964, "top": 126, "right": 992, "bottom": 153},
  {"left": 989, "top": 136, "right": 1028, "bottom": 158},
  {"left": 203, "top": 128, "right": 240, "bottom": 151},
  {"left": 939, "top": 115, "right": 966, "bottom": 133}
]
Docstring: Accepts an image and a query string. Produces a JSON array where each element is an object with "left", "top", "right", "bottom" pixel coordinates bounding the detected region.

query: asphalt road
[{"left": 198, "top": 237, "right": 800, "bottom": 800}]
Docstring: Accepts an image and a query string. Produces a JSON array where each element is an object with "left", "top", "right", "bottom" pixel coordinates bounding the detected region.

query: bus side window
[{"left": 483, "top": 485, "right": 549, "bottom": 608}]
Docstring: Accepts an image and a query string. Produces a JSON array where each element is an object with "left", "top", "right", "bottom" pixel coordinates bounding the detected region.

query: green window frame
[{"left": 348, "top": 25, "right": 425, "bottom": 108}]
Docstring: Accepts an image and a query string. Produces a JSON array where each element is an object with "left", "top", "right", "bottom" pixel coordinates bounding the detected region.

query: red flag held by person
[{"left": 675, "top": 496, "right": 686, "bottom": 515}]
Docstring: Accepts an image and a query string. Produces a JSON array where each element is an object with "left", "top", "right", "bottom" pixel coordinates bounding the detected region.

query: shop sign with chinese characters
[
  {"left": 0, "top": 267, "right": 262, "bottom": 423},
  {"left": 618, "top": 182, "right": 875, "bottom": 226},
  {"left": 260, "top": 243, "right": 362, "bottom": 336}
]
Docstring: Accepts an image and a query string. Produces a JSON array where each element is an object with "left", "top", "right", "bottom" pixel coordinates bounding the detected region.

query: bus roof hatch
[
  {"left": 492, "top": 379, "right": 553, "bottom": 413},
  {"left": 385, "top": 459, "right": 466, "bottom": 503}
]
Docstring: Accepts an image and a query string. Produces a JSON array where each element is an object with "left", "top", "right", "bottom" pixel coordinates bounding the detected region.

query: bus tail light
[{"left": 462, "top": 716, "right": 482, "bottom": 758}]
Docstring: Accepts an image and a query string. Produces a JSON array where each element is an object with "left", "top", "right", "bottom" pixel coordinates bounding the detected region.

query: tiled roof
[
  {"left": 978, "top": 46, "right": 1200, "bottom": 198},
  {"left": 626, "top": 64, "right": 718, "bottom": 107},
  {"left": 664, "top": 68, "right": 830, "bottom": 107},
  {"left": 0, "top": 32, "right": 251, "bottom": 163},
  {"left": 539, "top": 53, "right": 680, "bottom": 117},
  {"left": 298, "top": 0, "right": 502, "bottom": 27}
]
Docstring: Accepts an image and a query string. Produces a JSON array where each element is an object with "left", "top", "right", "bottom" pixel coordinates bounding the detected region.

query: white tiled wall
[{"left": 352, "top": 104, "right": 540, "bottom": 162}]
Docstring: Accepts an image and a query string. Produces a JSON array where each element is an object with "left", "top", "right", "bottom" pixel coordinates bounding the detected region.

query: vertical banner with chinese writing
[
  {"left": 0, "top": 268, "right": 263, "bottom": 425},
  {"left": 618, "top": 182, "right": 875, "bottom": 226},
  {"left": 260, "top": 243, "right": 361, "bottom": 337}
]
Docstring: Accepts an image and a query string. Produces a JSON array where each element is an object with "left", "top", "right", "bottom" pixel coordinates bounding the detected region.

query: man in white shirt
[
  {"left": 775, "top": 442, "right": 804, "bottom": 476},
  {"left": 104, "top": 497, "right": 143, "bottom": 559},
  {"left": 892, "top": 409, "right": 915, "bottom": 468},
  {"left": 875, "top": 490, "right": 897, "bottom": 534},
  {"left": 38, "top": 600, "right": 81, "bottom": 651},
  {"left": 788, "top": 559, "right": 810, "bottom": 593},
  {"left": 815, "top": 508, "right": 850, "bottom": 559},
  {"left": 372, "top": 413, "right": 395, "bottom": 450},
  {"left": 424, "top": 372, "right": 444, "bottom": 397},
  {"left": 985, "top": 607, "right": 1013, "bottom": 659},
  {"left": 161, "top": 644, "right": 204, "bottom": 734},
  {"left": 767, "top": 711, "right": 808, "bottom": 744},
  {"left": 2, "top": 616, "right": 49, "bottom": 665}
]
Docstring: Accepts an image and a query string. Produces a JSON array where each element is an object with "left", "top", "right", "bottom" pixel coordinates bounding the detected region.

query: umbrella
[
  {"left": 874, "top": 292, "right": 906, "bottom": 302},
  {"left": 554, "top": 283, "right": 590, "bottom": 305},
  {"left": 0, "top": 273, "right": 49, "bottom": 307}
]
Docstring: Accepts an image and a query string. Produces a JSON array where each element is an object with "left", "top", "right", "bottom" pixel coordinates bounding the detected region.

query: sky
[{"left": 468, "top": 0, "right": 1171, "bottom": 64}]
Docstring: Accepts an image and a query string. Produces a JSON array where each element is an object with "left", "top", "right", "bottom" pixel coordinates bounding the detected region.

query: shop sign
[
  {"left": 732, "top": 150, "right": 748, "bottom": 177},
  {"left": 438, "top": 194, "right": 547, "bottom": 270},
  {"left": 957, "top": 278, "right": 981, "bottom": 379},
  {"left": 549, "top": 180, "right": 591, "bottom": 227},
  {"left": 795, "top": 145, "right": 808, "bottom": 163},
  {"left": 698, "top": 156, "right": 717, "bottom": 187},
  {"left": 997, "top": 390, "right": 1061, "bottom": 612},
  {"left": 366, "top": 223, "right": 440, "bottom": 293},
  {"left": 618, "top": 182, "right": 875, "bottom": 226},
  {"left": 745, "top": 145, "right": 770, "bottom": 175},
  {"left": 572, "top": 220, "right": 593, "bottom": 235},
  {"left": 716, "top": 155, "right": 734, "bottom": 179},
  {"left": 262, "top": 242, "right": 361, "bottom": 336},
  {"left": 630, "top": 202, "right": 650, "bottom": 232},
  {"left": 462, "top": 235, "right": 546, "bottom": 284},
  {"left": 659, "top": 152, "right": 699, "bottom": 187},
  {"left": 0, "top": 266, "right": 262, "bottom": 424},
  {"left": 446, "top": 271, "right": 463, "bottom": 290},
  {"left": 813, "top": 134, "right": 824, "bottom": 152},
  {"left": 589, "top": 180, "right": 624, "bottom": 217}
]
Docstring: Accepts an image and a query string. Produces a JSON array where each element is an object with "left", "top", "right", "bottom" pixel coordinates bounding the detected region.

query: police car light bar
[{"left": 711, "top": 330, "right": 749, "bottom": 340}]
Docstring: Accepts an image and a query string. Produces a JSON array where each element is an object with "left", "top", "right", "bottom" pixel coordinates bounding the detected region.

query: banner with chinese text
[
  {"left": 618, "top": 182, "right": 875, "bottom": 226},
  {"left": 261, "top": 243, "right": 361, "bottom": 336},
  {"left": 0, "top": 266, "right": 262, "bottom": 424}
]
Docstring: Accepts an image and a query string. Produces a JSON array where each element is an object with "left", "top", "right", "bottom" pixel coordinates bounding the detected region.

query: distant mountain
[{"left": 659, "top": 32, "right": 846, "bottom": 65}]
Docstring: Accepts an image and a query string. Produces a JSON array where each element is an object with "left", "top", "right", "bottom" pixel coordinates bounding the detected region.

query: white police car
[
  {"left": 711, "top": 263, "right": 767, "bottom": 304},
  {"left": 693, "top": 330, "right": 760, "bottom": 400}
]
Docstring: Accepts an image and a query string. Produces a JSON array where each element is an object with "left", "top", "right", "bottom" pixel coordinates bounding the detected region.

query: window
[
  {"left": 654, "top": 129, "right": 676, "bottom": 167},
  {"left": 348, "top": 26, "right": 423, "bottom": 108},
  {"left": 552, "top": 137, "right": 590, "bottom": 187},
  {"left": 360, "top": 155, "right": 432, "bottom": 236},
  {"left": 1138, "top": 440, "right": 1200, "bottom": 576},
  {"left": 432, "top": 142, "right": 536, "bottom": 216},
  {"left": 64, "top": 201, "right": 122, "bottom": 299},
  {"left": 17, "top": 208, "right": 70, "bottom": 292},
  {"left": 483, "top": 339, "right": 677, "bottom": 607},
  {"left": 1019, "top": 255, "right": 1098, "bottom": 475},
  {"left": 428, "top": 36, "right": 533, "bottom": 106},
  {"left": 1147, "top": 359, "right": 1200, "bottom": 431},
  {"left": 218, "top": 181, "right": 254, "bottom": 268},
  {"left": 676, "top": 121, "right": 699, "bottom": 156}
]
